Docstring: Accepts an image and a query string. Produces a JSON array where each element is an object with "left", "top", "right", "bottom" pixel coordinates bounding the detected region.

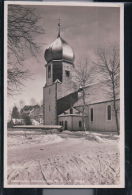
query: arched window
[
  {"left": 107, "top": 105, "right": 111, "bottom": 120},
  {"left": 79, "top": 121, "right": 82, "bottom": 128},
  {"left": 90, "top": 108, "right": 93, "bottom": 122},
  {"left": 65, "top": 70, "right": 70, "bottom": 77},
  {"left": 48, "top": 65, "right": 51, "bottom": 78},
  {"left": 70, "top": 108, "right": 73, "bottom": 114},
  {"left": 65, "top": 121, "right": 68, "bottom": 130}
]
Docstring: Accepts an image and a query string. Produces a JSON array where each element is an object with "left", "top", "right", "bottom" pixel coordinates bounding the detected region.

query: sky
[{"left": 8, "top": 3, "right": 120, "bottom": 113}]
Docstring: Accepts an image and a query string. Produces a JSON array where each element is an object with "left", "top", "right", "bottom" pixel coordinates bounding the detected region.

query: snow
[
  {"left": 8, "top": 131, "right": 64, "bottom": 149},
  {"left": 7, "top": 129, "right": 120, "bottom": 186}
]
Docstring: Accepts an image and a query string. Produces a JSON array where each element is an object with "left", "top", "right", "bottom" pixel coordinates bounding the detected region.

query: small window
[
  {"left": 70, "top": 108, "right": 73, "bottom": 114},
  {"left": 65, "top": 70, "right": 70, "bottom": 77},
  {"left": 90, "top": 108, "right": 93, "bottom": 122},
  {"left": 48, "top": 65, "right": 51, "bottom": 78},
  {"left": 107, "top": 105, "right": 111, "bottom": 120},
  {"left": 79, "top": 121, "right": 82, "bottom": 128}
]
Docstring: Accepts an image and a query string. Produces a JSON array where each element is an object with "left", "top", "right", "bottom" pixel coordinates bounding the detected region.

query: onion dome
[{"left": 44, "top": 36, "right": 75, "bottom": 64}]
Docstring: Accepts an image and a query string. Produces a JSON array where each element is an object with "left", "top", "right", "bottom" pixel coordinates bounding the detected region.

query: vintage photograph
[{"left": 4, "top": 2, "right": 124, "bottom": 188}]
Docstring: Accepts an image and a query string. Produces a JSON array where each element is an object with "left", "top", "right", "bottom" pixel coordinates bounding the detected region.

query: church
[{"left": 43, "top": 24, "right": 120, "bottom": 132}]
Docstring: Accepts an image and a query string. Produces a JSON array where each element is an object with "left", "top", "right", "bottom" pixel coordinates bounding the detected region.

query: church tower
[{"left": 43, "top": 21, "right": 75, "bottom": 125}]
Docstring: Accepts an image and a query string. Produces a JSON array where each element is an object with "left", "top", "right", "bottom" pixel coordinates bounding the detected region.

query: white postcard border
[{"left": 4, "top": 1, "right": 125, "bottom": 188}]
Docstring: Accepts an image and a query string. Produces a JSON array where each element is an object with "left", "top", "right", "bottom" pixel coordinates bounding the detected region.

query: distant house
[
  {"left": 30, "top": 105, "right": 43, "bottom": 124},
  {"left": 12, "top": 118, "right": 25, "bottom": 125},
  {"left": 20, "top": 105, "right": 44, "bottom": 125}
]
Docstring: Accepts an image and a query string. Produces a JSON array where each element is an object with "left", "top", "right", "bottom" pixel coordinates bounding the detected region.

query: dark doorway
[{"left": 65, "top": 121, "right": 68, "bottom": 130}]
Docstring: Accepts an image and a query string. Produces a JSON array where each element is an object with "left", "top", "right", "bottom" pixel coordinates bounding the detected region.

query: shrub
[
  {"left": 23, "top": 115, "right": 32, "bottom": 125},
  {"left": 7, "top": 120, "right": 14, "bottom": 128}
]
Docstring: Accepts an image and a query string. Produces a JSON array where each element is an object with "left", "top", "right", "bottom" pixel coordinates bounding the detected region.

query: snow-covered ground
[{"left": 7, "top": 129, "right": 120, "bottom": 186}]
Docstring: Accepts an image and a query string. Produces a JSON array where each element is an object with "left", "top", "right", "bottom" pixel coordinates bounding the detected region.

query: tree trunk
[
  {"left": 114, "top": 101, "right": 120, "bottom": 135},
  {"left": 82, "top": 88, "right": 87, "bottom": 132},
  {"left": 112, "top": 78, "right": 120, "bottom": 135}
]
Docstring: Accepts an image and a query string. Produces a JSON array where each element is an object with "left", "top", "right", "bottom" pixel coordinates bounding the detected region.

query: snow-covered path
[{"left": 7, "top": 130, "right": 120, "bottom": 186}]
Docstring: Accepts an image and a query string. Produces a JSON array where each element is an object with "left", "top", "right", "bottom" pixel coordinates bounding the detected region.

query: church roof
[
  {"left": 44, "top": 36, "right": 75, "bottom": 64},
  {"left": 74, "top": 81, "right": 120, "bottom": 107}
]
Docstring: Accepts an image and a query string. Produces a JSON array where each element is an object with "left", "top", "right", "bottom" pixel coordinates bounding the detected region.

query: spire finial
[{"left": 58, "top": 18, "right": 61, "bottom": 37}]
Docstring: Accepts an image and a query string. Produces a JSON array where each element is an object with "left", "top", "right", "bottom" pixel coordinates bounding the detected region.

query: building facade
[{"left": 43, "top": 26, "right": 120, "bottom": 132}]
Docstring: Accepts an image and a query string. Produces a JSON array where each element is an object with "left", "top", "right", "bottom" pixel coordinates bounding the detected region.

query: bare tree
[
  {"left": 7, "top": 67, "right": 31, "bottom": 95},
  {"left": 73, "top": 59, "right": 95, "bottom": 132},
  {"left": 94, "top": 46, "right": 120, "bottom": 135},
  {"left": 19, "top": 99, "right": 25, "bottom": 110},
  {"left": 8, "top": 5, "right": 44, "bottom": 94}
]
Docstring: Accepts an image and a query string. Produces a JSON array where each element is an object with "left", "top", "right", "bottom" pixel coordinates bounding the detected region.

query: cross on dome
[
  {"left": 58, "top": 18, "right": 61, "bottom": 37},
  {"left": 44, "top": 18, "right": 75, "bottom": 64}
]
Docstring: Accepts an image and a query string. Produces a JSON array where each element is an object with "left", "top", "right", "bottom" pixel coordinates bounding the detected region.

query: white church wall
[
  {"left": 58, "top": 99, "right": 120, "bottom": 132},
  {"left": 58, "top": 115, "right": 72, "bottom": 130},
  {"left": 88, "top": 100, "right": 120, "bottom": 132},
  {"left": 72, "top": 116, "right": 83, "bottom": 131},
  {"left": 58, "top": 115, "right": 84, "bottom": 131}
]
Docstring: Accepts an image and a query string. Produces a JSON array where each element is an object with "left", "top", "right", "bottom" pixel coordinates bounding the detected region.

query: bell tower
[{"left": 43, "top": 21, "right": 75, "bottom": 125}]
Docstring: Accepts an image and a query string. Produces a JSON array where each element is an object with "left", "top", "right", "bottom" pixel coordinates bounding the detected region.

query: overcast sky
[{"left": 8, "top": 4, "right": 120, "bottom": 112}]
